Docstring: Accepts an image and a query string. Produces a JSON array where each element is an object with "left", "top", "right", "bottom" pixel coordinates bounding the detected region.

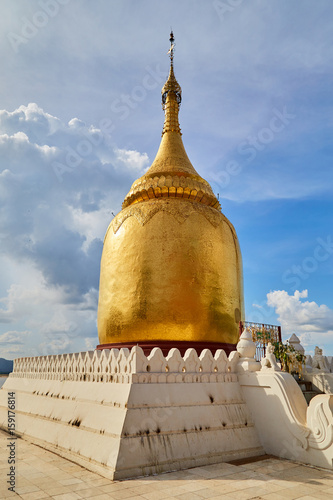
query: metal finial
[
  {"left": 168, "top": 30, "right": 175, "bottom": 65},
  {"left": 162, "top": 31, "right": 181, "bottom": 111}
]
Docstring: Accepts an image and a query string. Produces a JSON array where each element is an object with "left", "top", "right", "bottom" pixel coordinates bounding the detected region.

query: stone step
[
  {"left": 296, "top": 379, "right": 324, "bottom": 405},
  {"left": 303, "top": 390, "right": 322, "bottom": 404},
  {"left": 297, "top": 380, "right": 313, "bottom": 392}
]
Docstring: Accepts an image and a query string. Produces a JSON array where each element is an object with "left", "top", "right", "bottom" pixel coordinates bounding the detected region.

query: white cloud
[
  {"left": 0, "top": 345, "right": 26, "bottom": 357},
  {"left": 68, "top": 118, "right": 86, "bottom": 129},
  {"left": 0, "top": 103, "right": 149, "bottom": 358},
  {"left": 0, "top": 330, "right": 30, "bottom": 345},
  {"left": 0, "top": 103, "right": 62, "bottom": 139},
  {"left": 0, "top": 131, "right": 28, "bottom": 142},
  {"left": 85, "top": 337, "right": 97, "bottom": 351},
  {"left": 267, "top": 289, "right": 333, "bottom": 354},
  {"left": 0, "top": 102, "right": 149, "bottom": 293},
  {"left": 115, "top": 148, "right": 149, "bottom": 171},
  {"left": 0, "top": 277, "right": 98, "bottom": 358}
]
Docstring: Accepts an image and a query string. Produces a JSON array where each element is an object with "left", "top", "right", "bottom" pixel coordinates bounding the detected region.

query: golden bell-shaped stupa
[{"left": 97, "top": 32, "right": 244, "bottom": 355}]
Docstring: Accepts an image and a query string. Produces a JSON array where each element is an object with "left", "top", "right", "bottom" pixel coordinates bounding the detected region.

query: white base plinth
[{"left": 0, "top": 347, "right": 264, "bottom": 479}]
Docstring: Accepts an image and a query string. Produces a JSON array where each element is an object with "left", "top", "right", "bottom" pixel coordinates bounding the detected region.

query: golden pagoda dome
[{"left": 97, "top": 32, "right": 244, "bottom": 355}]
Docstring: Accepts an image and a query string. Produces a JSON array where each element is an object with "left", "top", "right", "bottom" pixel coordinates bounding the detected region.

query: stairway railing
[{"left": 239, "top": 321, "right": 282, "bottom": 361}]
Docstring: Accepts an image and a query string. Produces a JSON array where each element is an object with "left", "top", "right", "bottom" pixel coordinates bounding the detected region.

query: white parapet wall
[
  {"left": 0, "top": 347, "right": 264, "bottom": 480},
  {"left": 239, "top": 369, "right": 333, "bottom": 469}
]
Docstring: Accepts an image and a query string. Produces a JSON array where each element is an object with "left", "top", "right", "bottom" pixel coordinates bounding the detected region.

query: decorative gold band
[{"left": 123, "top": 174, "right": 220, "bottom": 210}]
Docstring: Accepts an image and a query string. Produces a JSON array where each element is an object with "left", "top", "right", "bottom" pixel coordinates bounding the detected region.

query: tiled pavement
[{"left": 1, "top": 430, "right": 333, "bottom": 500}]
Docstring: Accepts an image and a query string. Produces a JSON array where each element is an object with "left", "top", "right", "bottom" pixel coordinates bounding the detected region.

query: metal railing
[{"left": 239, "top": 321, "right": 282, "bottom": 361}]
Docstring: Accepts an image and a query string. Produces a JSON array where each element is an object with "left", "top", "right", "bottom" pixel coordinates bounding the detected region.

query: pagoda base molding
[{"left": 96, "top": 340, "right": 237, "bottom": 356}]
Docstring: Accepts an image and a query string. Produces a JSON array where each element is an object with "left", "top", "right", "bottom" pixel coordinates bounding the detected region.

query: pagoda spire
[
  {"left": 161, "top": 31, "right": 182, "bottom": 135},
  {"left": 121, "top": 31, "right": 221, "bottom": 211}
]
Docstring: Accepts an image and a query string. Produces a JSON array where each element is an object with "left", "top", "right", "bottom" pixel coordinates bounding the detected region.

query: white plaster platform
[
  {"left": 2, "top": 337, "right": 333, "bottom": 480},
  {"left": 0, "top": 347, "right": 263, "bottom": 480},
  {"left": 2, "top": 429, "right": 333, "bottom": 500}
]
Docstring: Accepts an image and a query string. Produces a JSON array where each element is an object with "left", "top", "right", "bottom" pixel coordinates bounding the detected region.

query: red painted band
[{"left": 96, "top": 340, "right": 237, "bottom": 356}]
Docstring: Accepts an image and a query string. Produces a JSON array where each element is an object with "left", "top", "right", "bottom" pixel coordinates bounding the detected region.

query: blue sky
[{"left": 0, "top": 0, "right": 332, "bottom": 359}]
